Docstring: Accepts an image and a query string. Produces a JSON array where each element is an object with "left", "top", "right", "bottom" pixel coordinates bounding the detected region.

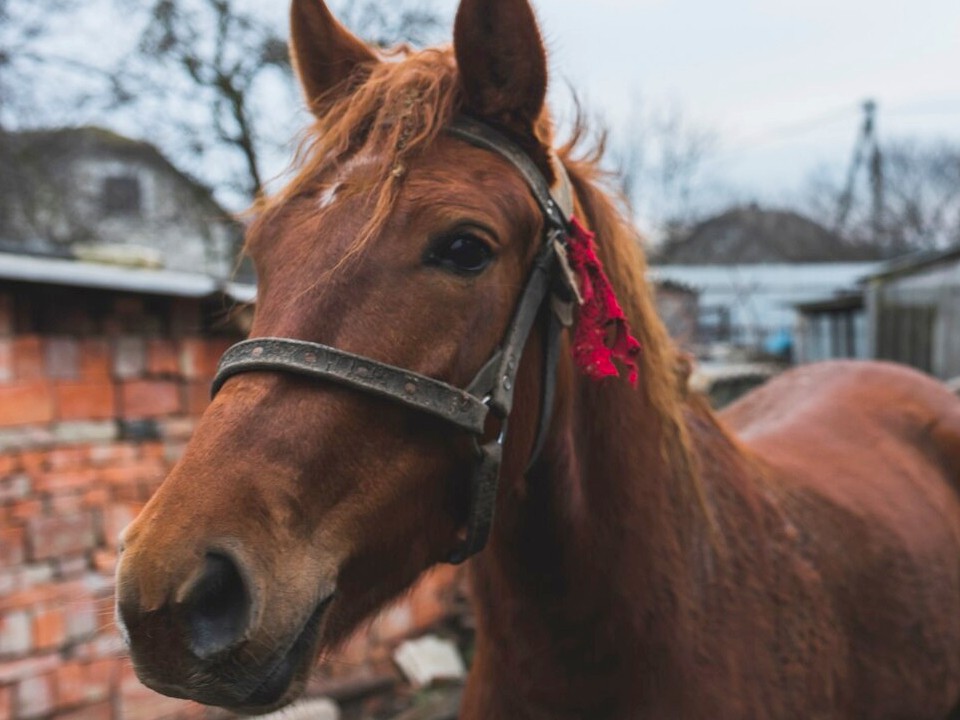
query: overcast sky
[
  {"left": 504, "top": 0, "right": 960, "bottom": 203},
  {"left": 40, "top": 0, "right": 960, "bottom": 219}
]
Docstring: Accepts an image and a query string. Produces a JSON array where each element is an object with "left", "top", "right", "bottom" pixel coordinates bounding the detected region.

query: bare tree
[
  {"left": 111, "top": 0, "right": 446, "bottom": 204},
  {"left": 803, "top": 138, "right": 960, "bottom": 256},
  {"left": 113, "top": 0, "right": 293, "bottom": 200},
  {"left": 0, "top": 0, "right": 92, "bottom": 128},
  {"left": 609, "top": 96, "right": 716, "bottom": 242}
]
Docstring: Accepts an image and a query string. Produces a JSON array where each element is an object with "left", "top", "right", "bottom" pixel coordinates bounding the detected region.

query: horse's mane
[
  {"left": 558, "top": 139, "right": 710, "bottom": 530},
  {"left": 256, "top": 47, "right": 461, "bottom": 266},
  {"left": 258, "top": 45, "right": 708, "bottom": 525}
]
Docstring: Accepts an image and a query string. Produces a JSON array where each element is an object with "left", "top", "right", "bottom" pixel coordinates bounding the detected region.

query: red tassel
[{"left": 566, "top": 217, "right": 641, "bottom": 386}]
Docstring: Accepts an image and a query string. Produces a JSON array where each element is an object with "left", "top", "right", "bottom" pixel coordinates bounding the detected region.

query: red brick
[
  {"left": 45, "top": 337, "right": 79, "bottom": 380},
  {"left": 184, "top": 380, "right": 211, "bottom": 416},
  {"left": 113, "top": 337, "right": 145, "bottom": 379},
  {"left": 92, "top": 550, "right": 117, "bottom": 575},
  {"left": 179, "top": 338, "right": 230, "bottom": 380},
  {"left": 0, "top": 568, "right": 19, "bottom": 596},
  {"left": 118, "top": 664, "right": 192, "bottom": 720},
  {"left": 82, "top": 487, "right": 110, "bottom": 509},
  {"left": 87, "top": 443, "right": 138, "bottom": 466},
  {"left": 139, "top": 442, "right": 165, "bottom": 461},
  {"left": 0, "top": 654, "right": 58, "bottom": 684},
  {"left": 0, "top": 527, "right": 25, "bottom": 566},
  {"left": 56, "top": 554, "right": 88, "bottom": 579},
  {"left": 33, "top": 608, "right": 66, "bottom": 650},
  {"left": 0, "top": 454, "right": 18, "bottom": 475},
  {"left": 26, "top": 513, "right": 96, "bottom": 561},
  {"left": 34, "top": 469, "right": 96, "bottom": 494},
  {"left": 146, "top": 339, "right": 180, "bottom": 376},
  {"left": 8, "top": 499, "right": 43, "bottom": 523},
  {"left": 101, "top": 504, "right": 141, "bottom": 549},
  {"left": 18, "top": 450, "right": 47, "bottom": 474},
  {"left": 63, "top": 597, "right": 98, "bottom": 644},
  {"left": 55, "top": 381, "right": 116, "bottom": 421},
  {"left": 0, "top": 610, "right": 31, "bottom": 656},
  {"left": 0, "top": 473, "right": 30, "bottom": 503},
  {"left": 0, "top": 585, "right": 62, "bottom": 614},
  {"left": 55, "top": 700, "right": 112, "bottom": 720},
  {"left": 49, "top": 493, "right": 84, "bottom": 516},
  {"left": 112, "top": 484, "right": 144, "bottom": 503},
  {"left": 54, "top": 661, "right": 84, "bottom": 709},
  {"left": 82, "top": 658, "right": 118, "bottom": 701},
  {"left": 0, "top": 382, "right": 55, "bottom": 427},
  {"left": 45, "top": 447, "right": 87, "bottom": 471},
  {"left": 140, "top": 476, "right": 164, "bottom": 498},
  {"left": 12, "top": 337, "right": 43, "bottom": 381},
  {"left": 15, "top": 671, "right": 55, "bottom": 718},
  {"left": 156, "top": 418, "right": 195, "bottom": 441},
  {"left": 119, "top": 380, "right": 181, "bottom": 418},
  {"left": 78, "top": 340, "right": 112, "bottom": 380},
  {"left": 0, "top": 340, "right": 12, "bottom": 384},
  {"left": 69, "top": 630, "right": 124, "bottom": 662},
  {"left": 0, "top": 685, "right": 11, "bottom": 720},
  {"left": 98, "top": 461, "right": 163, "bottom": 486}
]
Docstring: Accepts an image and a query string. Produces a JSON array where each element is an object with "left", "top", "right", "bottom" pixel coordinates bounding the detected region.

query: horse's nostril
[{"left": 185, "top": 553, "right": 251, "bottom": 659}]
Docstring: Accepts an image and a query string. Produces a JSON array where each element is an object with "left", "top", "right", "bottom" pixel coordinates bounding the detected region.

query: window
[{"left": 101, "top": 175, "right": 142, "bottom": 216}]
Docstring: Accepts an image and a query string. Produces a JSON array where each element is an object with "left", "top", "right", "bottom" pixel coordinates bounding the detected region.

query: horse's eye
[{"left": 425, "top": 234, "right": 494, "bottom": 274}]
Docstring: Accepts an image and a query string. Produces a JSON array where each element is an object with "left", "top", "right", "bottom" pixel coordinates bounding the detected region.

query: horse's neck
[{"left": 467, "top": 373, "right": 706, "bottom": 715}]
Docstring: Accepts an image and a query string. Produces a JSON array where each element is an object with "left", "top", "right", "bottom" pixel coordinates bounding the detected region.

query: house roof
[
  {"left": 0, "top": 252, "right": 254, "bottom": 302},
  {"left": 862, "top": 244, "right": 960, "bottom": 282},
  {"left": 653, "top": 205, "right": 883, "bottom": 265},
  {"left": 0, "top": 126, "right": 230, "bottom": 229}
]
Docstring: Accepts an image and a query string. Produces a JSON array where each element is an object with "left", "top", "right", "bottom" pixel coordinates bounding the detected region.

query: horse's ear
[
  {"left": 289, "top": 0, "right": 377, "bottom": 113},
  {"left": 453, "top": 0, "right": 548, "bottom": 135}
]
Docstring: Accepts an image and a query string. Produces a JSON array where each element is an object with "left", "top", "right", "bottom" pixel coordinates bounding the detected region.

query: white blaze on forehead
[
  {"left": 317, "top": 184, "right": 340, "bottom": 210},
  {"left": 315, "top": 153, "right": 382, "bottom": 211}
]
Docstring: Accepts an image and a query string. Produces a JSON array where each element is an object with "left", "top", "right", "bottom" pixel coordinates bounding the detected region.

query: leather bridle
[{"left": 211, "top": 116, "right": 580, "bottom": 563}]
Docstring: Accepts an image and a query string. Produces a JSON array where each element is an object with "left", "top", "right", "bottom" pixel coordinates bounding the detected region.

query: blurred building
[
  {"left": 652, "top": 279, "right": 698, "bottom": 350},
  {"left": 0, "top": 127, "right": 244, "bottom": 280},
  {"left": 651, "top": 205, "right": 882, "bottom": 355},
  {"left": 795, "top": 245, "right": 960, "bottom": 381},
  {"left": 794, "top": 292, "right": 867, "bottom": 363}
]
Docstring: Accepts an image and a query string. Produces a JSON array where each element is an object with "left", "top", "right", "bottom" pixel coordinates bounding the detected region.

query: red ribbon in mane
[{"left": 566, "top": 217, "right": 642, "bottom": 386}]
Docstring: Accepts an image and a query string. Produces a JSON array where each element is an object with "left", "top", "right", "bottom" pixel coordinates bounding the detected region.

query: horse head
[{"left": 115, "top": 0, "right": 573, "bottom": 711}]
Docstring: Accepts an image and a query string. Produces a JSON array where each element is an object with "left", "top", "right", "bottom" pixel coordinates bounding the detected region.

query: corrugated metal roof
[
  {"left": 863, "top": 244, "right": 960, "bottom": 282},
  {"left": 0, "top": 252, "right": 255, "bottom": 301}
]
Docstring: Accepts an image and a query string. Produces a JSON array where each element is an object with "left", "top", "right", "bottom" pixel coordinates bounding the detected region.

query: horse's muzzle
[{"left": 116, "top": 543, "right": 332, "bottom": 711}]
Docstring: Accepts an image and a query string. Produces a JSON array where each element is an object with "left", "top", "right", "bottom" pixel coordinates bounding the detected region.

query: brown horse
[{"left": 115, "top": 0, "right": 960, "bottom": 716}]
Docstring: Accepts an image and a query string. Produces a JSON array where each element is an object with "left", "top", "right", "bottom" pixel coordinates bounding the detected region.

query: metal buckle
[{"left": 482, "top": 395, "right": 507, "bottom": 446}]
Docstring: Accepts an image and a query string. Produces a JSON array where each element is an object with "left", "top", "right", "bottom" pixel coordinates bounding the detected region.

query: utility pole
[{"left": 834, "top": 99, "right": 884, "bottom": 240}]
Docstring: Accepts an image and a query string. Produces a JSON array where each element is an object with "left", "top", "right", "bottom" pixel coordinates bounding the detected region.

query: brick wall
[{"left": 0, "top": 286, "right": 464, "bottom": 720}]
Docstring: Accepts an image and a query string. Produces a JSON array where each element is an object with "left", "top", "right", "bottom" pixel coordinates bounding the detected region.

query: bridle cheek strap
[{"left": 211, "top": 117, "right": 578, "bottom": 564}]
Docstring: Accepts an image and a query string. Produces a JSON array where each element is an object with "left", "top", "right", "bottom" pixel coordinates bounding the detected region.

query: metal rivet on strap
[
  {"left": 304, "top": 353, "right": 317, "bottom": 363},
  {"left": 251, "top": 346, "right": 264, "bottom": 357},
  {"left": 356, "top": 366, "right": 370, "bottom": 378},
  {"left": 404, "top": 382, "right": 417, "bottom": 395},
  {"left": 502, "top": 377, "right": 512, "bottom": 390}
]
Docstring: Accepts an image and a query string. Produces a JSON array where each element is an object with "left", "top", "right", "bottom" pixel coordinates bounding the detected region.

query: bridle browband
[{"left": 211, "top": 116, "right": 580, "bottom": 563}]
